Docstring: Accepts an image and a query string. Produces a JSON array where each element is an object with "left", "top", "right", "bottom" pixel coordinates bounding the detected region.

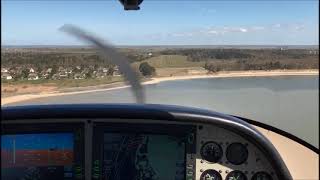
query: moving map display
[
  {"left": 1, "top": 133, "right": 74, "bottom": 180},
  {"left": 103, "top": 133, "right": 186, "bottom": 180}
]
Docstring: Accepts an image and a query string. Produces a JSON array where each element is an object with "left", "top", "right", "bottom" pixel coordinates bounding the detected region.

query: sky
[
  {"left": 1, "top": 0, "right": 319, "bottom": 45},
  {"left": 1, "top": 133, "right": 74, "bottom": 150}
]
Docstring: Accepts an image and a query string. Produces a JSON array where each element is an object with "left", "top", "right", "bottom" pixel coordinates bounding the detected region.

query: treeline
[
  {"left": 1, "top": 52, "right": 112, "bottom": 69},
  {"left": 1, "top": 48, "right": 318, "bottom": 70},
  {"left": 203, "top": 59, "right": 317, "bottom": 73},
  {"left": 1, "top": 50, "right": 151, "bottom": 69},
  {"left": 161, "top": 48, "right": 318, "bottom": 61},
  {"left": 160, "top": 48, "right": 319, "bottom": 71},
  {"left": 162, "top": 49, "right": 253, "bottom": 61}
]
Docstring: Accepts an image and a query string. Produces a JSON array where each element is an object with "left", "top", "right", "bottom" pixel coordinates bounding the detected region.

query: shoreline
[
  {"left": 2, "top": 69, "right": 318, "bottom": 105},
  {"left": 144, "top": 69, "right": 319, "bottom": 85}
]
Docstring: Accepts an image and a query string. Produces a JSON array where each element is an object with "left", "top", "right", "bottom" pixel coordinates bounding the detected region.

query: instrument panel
[
  {"left": 2, "top": 104, "right": 288, "bottom": 180},
  {"left": 195, "top": 123, "right": 275, "bottom": 180},
  {"left": 1, "top": 119, "right": 277, "bottom": 180}
]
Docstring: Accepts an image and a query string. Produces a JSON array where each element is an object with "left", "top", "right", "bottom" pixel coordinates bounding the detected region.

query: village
[{"left": 1, "top": 65, "right": 122, "bottom": 81}]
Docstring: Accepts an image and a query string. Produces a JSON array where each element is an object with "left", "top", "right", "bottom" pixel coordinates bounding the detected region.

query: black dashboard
[{"left": 1, "top": 104, "right": 292, "bottom": 180}]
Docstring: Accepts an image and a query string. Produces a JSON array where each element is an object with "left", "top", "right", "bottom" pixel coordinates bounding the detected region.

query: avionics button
[
  {"left": 187, "top": 164, "right": 194, "bottom": 169},
  {"left": 187, "top": 170, "right": 193, "bottom": 175},
  {"left": 187, "top": 154, "right": 194, "bottom": 159}
]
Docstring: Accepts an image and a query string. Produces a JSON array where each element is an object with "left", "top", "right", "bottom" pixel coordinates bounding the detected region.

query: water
[{"left": 7, "top": 76, "right": 319, "bottom": 148}]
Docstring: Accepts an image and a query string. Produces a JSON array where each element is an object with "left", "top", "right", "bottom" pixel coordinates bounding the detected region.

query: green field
[{"left": 132, "top": 55, "right": 205, "bottom": 68}]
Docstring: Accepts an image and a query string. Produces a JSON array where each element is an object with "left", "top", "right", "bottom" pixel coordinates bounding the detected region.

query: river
[{"left": 7, "top": 75, "right": 319, "bottom": 148}]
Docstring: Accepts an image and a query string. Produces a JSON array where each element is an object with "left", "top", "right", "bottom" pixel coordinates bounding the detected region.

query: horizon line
[{"left": 2, "top": 44, "right": 319, "bottom": 47}]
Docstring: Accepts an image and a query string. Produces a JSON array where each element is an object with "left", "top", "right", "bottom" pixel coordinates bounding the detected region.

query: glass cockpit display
[
  {"left": 1, "top": 133, "right": 74, "bottom": 180},
  {"left": 102, "top": 133, "right": 186, "bottom": 180}
]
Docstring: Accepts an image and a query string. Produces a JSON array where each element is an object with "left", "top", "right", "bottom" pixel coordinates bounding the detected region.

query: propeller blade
[{"left": 59, "top": 24, "right": 145, "bottom": 104}]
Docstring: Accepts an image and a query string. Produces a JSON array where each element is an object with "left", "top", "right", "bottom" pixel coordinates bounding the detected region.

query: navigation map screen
[
  {"left": 1, "top": 133, "right": 74, "bottom": 180},
  {"left": 103, "top": 133, "right": 186, "bottom": 180}
]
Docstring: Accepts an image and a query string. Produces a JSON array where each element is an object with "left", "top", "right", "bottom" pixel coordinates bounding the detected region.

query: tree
[
  {"left": 49, "top": 65, "right": 58, "bottom": 78},
  {"left": 21, "top": 68, "right": 29, "bottom": 79},
  {"left": 107, "top": 66, "right": 115, "bottom": 76},
  {"left": 204, "top": 62, "right": 220, "bottom": 73},
  {"left": 139, "top": 62, "right": 156, "bottom": 76},
  {"left": 86, "top": 69, "right": 94, "bottom": 79}
]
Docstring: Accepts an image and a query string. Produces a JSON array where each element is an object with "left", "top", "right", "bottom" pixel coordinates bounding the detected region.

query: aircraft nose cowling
[{"left": 119, "top": 0, "right": 144, "bottom": 10}]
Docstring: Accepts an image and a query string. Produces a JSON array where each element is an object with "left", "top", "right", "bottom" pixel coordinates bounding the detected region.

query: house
[
  {"left": 9, "top": 68, "right": 17, "bottom": 75},
  {"left": 309, "top": 50, "right": 319, "bottom": 55},
  {"left": 46, "top": 68, "right": 53, "bottom": 74},
  {"left": 112, "top": 66, "right": 121, "bottom": 76},
  {"left": 280, "top": 47, "right": 288, "bottom": 51},
  {"left": 40, "top": 68, "right": 52, "bottom": 79},
  {"left": 66, "top": 67, "right": 73, "bottom": 74},
  {"left": 59, "top": 71, "right": 68, "bottom": 78},
  {"left": 74, "top": 73, "right": 86, "bottom": 80},
  {"left": 102, "top": 68, "right": 109, "bottom": 73},
  {"left": 29, "top": 68, "right": 35, "bottom": 73},
  {"left": 28, "top": 73, "right": 39, "bottom": 80},
  {"left": 1, "top": 68, "right": 8, "bottom": 73},
  {"left": 95, "top": 72, "right": 107, "bottom": 78},
  {"left": 1, "top": 73, "right": 13, "bottom": 80},
  {"left": 113, "top": 70, "right": 121, "bottom": 76},
  {"left": 52, "top": 74, "right": 60, "bottom": 80},
  {"left": 147, "top": 52, "right": 153, "bottom": 56}
]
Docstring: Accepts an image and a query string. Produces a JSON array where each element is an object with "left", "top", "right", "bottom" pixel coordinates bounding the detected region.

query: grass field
[
  {"left": 1, "top": 76, "right": 125, "bottom": 96},
  {"left": 132, "top": 55, "right": 205, "bottom": 68},
  {"left": 54, "top": 77, "right": 124, "bottom": 88},
  {"left": 2, "top": 76, "right": 124, "bottom": 87}
]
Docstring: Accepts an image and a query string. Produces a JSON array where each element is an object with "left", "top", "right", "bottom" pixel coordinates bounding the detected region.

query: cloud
[
  {"left": 171, "top": 32, "right": 194, "bottom": 37},
  {"left": 208, "top": 30, "right": 218, "bottom": 34},
  {"left": 270, "top": 23, "right": 306, "bottom": 32},
  {"left": 171, "top": 33, "right": 185, "bottom": 37},
  {"left": 251, "top": 26, "right": 265, "bottom": 31},
  {"left": 272, "top": 23, "right": 281, "bottom": 28},
  {"left": 292, "top": 24, "right": 305, "bottom": 31},
  {"left": 168, "top": 23, "right": 309, "bottom": 38},
  {"left": 201, "top": 8, "right": 217, "bottom": 14},
  {"left": 239, "top": 28, "right": 248, "bottom": 32},
  {"left": 166, "top": 26, "right": 250, "bottom": 37},
  {"left": 198, "top": 26, "right": 250, "bottom": 35}
]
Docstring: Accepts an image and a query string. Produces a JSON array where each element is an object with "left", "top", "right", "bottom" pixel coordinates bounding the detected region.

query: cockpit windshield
[{"left": 1, "top": 0, "right": 319, "bottom": 148}]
